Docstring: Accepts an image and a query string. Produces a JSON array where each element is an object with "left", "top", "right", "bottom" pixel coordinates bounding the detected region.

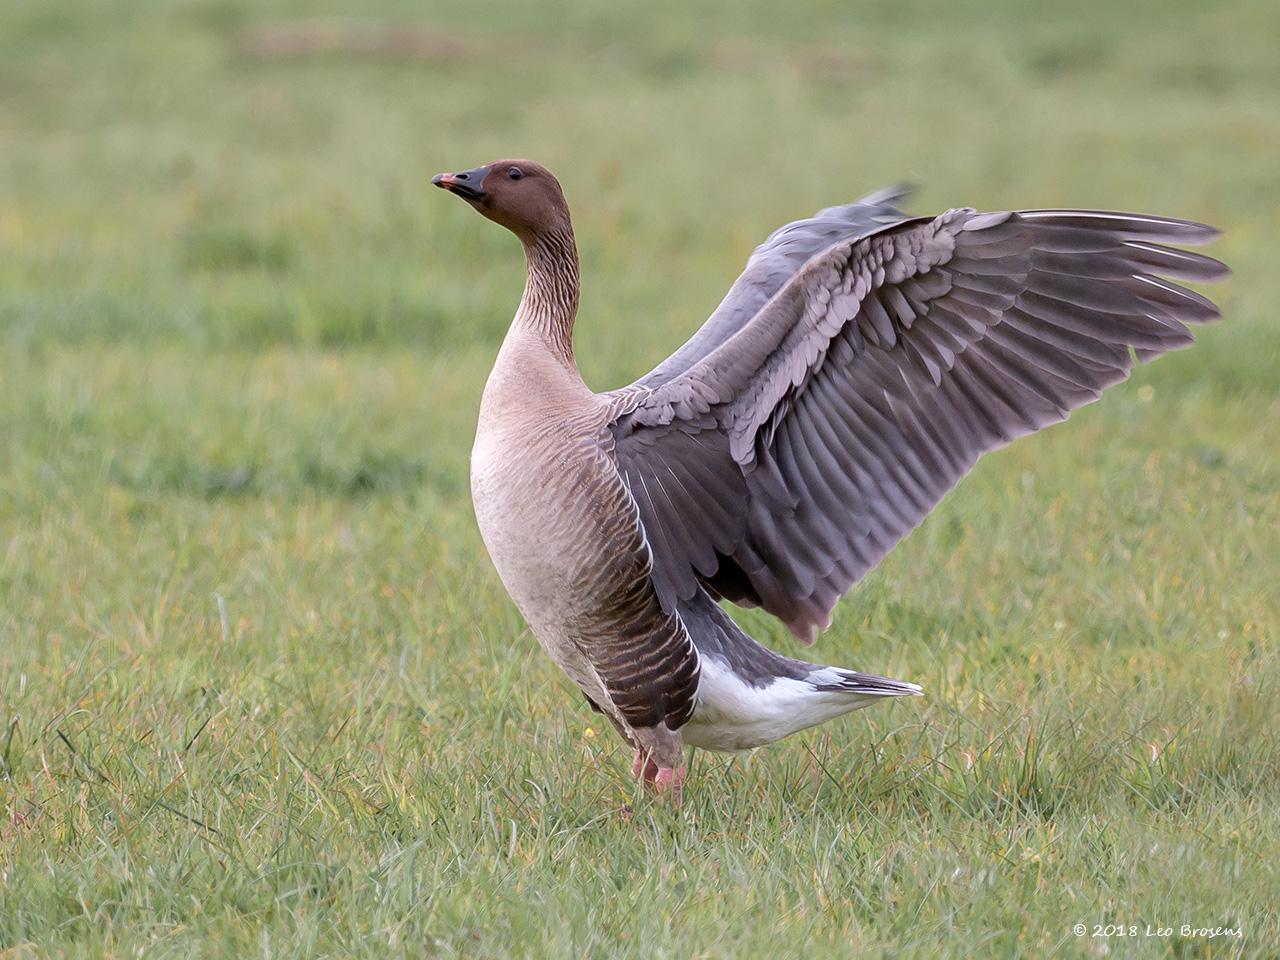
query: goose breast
[{"left": 470, "top": 336, "right": 699, "bottom": 730}]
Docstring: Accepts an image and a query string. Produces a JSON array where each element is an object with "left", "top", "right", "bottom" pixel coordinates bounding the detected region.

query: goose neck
[{"left": 514, "top": 227, "right": 580, "bottom": 364}]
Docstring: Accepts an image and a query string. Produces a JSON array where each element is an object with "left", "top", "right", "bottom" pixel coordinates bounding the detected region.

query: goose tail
[
  {"left": 678, "top": 589, "right": 922, "bottom": 751},
  {"left": 807, "top": 667, "right": 922, "bottom": 698}
]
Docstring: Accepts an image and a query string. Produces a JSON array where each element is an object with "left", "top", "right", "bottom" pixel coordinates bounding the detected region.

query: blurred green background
[{"left": 2, "top": 1, "right": 1278, "bottom": 957}]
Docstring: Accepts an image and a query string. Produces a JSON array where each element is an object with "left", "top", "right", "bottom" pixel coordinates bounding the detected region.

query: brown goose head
[{"left": 432, "top": 159, "right": 571, "bottom": 242}]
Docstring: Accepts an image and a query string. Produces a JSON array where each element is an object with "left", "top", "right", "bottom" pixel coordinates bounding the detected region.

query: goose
[{"left": 432, "top": 160, "right": 1226, "bottom": 802}]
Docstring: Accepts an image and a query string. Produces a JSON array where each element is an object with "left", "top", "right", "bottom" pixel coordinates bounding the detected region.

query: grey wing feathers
[
  {"left": 632, "top": 186, "right": 913, "bottom": 389},
  {"left": 612, "top": 203, "right": 1227, "bottom": 642}
]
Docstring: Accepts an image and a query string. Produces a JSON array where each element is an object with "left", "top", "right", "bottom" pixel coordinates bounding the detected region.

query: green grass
[{"left": 2, "top": 0, "right": 1278, "bottom": 956}]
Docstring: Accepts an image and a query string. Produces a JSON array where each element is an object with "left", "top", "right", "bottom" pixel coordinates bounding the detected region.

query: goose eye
[{"left": 507, "top": 167, "right": 524, "bottom": 181}]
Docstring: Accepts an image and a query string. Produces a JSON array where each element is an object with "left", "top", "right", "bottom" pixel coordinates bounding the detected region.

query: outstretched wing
[{"left": 609, "top": 205, "right": 1227, "bottom": 642}]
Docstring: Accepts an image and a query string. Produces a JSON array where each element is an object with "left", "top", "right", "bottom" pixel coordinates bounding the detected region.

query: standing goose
[{"left": 433, "top": 160, "right": 1226, "bottom": 802}]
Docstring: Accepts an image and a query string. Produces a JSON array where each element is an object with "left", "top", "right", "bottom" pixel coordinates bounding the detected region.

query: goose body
[
  {"left": 471, "top": 330, "right": 699, "bottom": 760},
  {"left": 434, "top": 160, "right": 1227, "bottom": 800}
]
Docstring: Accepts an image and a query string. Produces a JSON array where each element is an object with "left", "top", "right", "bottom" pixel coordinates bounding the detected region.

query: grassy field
[{"left": 2, "top": 0, "right": 1279, "bottom": 956}]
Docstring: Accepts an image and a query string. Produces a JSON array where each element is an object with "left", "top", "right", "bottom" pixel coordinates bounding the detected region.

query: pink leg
[
  {"left": 632, "top": 748, "right": 660, "bottom": 784},
  {"left": 653, "top": 766, "right": 687, "bottom": 806},
  {"left": 630, "top": 725, "right": 687, "bottom": 806}
]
